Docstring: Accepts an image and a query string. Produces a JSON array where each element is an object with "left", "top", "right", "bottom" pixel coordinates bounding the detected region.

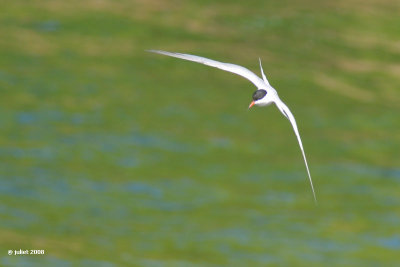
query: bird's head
[{"left": 248, "top": 89, "right": 272, "bottom": 108}]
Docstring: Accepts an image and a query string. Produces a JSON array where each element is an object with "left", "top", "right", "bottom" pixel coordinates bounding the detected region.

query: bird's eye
[{"left": 252, "top": 90, "right": 267, "bottom": 101}]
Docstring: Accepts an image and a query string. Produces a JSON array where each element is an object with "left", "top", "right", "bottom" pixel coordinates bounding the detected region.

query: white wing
[
  {"left": 147, "top": 50, "right": 266, "bottom": 89},
  {"left": 275, "top": 98, "right": 317, "bottom": 204}
]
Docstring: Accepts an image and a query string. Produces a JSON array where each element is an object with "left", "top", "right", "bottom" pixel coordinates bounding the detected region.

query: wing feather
[
  {"left": 275, "top": 99, "right": 317, "bottom": 204},
  {"left": 148, "top": 50, "right": 266, "bottom": 89}
]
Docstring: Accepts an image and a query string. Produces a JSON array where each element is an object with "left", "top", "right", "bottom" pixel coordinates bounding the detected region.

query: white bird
[{"left": 148, "top": 49, "right": 317, "bottom": 204}]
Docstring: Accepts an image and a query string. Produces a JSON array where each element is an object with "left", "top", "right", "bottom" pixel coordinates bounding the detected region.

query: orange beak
[{"left": 248, "top": 101, "right": 255, "bottom": 109}]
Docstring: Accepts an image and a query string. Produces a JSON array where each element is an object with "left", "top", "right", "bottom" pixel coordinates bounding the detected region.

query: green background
[{"left": 1, "top": 0, "right": 399, "bottom": 266}]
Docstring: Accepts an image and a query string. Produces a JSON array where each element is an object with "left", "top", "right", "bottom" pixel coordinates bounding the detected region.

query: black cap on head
[{"left": 252, "top": 89, "right": 267, "bottom": 101}]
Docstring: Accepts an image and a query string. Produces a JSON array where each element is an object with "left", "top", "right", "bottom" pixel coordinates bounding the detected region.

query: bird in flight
[{"left": 148, "top": 50, "right": 317, "bottom": 204}]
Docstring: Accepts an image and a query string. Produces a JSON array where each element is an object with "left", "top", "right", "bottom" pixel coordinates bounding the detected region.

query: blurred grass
[{"left": 0, "top": 0, "right": 400, "bottom": 266}]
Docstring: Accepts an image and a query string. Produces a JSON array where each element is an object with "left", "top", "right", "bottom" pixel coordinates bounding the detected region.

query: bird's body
[{"left": 148, "top": 49, "right": 317, "bottom": 204}]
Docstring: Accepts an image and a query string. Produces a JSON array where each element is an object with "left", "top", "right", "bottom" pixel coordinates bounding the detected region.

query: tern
[{"left": 148, "top": 49, "right": 317, "bottom": 204}]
